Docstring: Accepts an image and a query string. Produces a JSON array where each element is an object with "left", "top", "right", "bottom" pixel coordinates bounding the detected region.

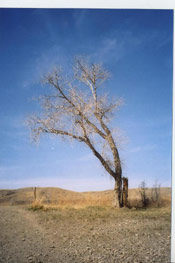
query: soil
[{"left": 0, "top": 206, "right": 171, "bottom": 263}]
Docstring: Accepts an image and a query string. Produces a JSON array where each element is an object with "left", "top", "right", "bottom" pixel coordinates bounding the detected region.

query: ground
[{"left": 0, "top": 206, "right": 171, "bottom": 263}]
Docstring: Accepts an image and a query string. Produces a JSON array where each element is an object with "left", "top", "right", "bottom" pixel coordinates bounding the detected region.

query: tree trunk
[
  {"left": 113, "top": 177, "right": 129, "bottom": 208},
  {"left": 122, "top": 177, "right": 128, "bottom": 207},
  {"left": 113, "top": 178, "right": 123, "bottom": 208}
]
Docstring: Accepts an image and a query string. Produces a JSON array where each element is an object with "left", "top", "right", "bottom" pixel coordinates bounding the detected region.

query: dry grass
[
  {"left": 30, "top": 199, "right": 46, "bottom": 211},
  {"left": 57, "top": 192, "right": 111, "bottom": 208},
  {"left": 32, "top": 205, "right": 171, "bottom": 225},
  {"left": 0, "top": 187, "right": 171, "bottom": 209}
]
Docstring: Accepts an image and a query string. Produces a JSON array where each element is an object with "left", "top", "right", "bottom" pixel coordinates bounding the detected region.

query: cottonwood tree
[{"left": 28, "top": 57, "right": 128, "bottom": 208}]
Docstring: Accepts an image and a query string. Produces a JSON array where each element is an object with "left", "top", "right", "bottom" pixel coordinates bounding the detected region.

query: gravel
[{"left": 0, "top": 206, "right": 171, "bottom": 263}]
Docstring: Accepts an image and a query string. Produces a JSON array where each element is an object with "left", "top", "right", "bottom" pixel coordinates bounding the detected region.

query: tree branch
[
  {"left": 95, "top": 112, "right": 122, "bottom": 175},
  {"left": 85, "top": 136, "right": 116, "bottom": 178},
  {"left": 78, "top": 118, "right": 115, "bottom": 177},
  {"left": 47, "top": 74, "right": 107, "bottom": 140},
  {"left": 40, "top": 127, "right": 85, "bottom": 142}
]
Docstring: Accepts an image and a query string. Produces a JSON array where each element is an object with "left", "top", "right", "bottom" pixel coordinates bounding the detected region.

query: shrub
[
  {"left": 30, "top": 200, "right": 46, "bottom": 211},
  {"left": 151, "top": 181, "right": 161, "bottom": 207},
  {"left": 138, "top": 181, "right": 150, "bottom": 208}
]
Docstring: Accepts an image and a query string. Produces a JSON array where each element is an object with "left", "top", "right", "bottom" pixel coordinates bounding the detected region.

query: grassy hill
[{"left": 0, "top": 187, "right": 171, "bottom": 208}]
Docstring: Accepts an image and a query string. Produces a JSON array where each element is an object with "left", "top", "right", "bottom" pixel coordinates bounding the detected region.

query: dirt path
[
  {"left": 0, "top": 206, "right": 171, "bottom": 263},
  {"left": 0, "top": 206, "right": 60, "bottom": 263}
]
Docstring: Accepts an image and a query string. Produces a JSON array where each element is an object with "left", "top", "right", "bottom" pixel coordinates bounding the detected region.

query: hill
[{"left": 0, "top": 187, "right": 171, "bottom": 208}]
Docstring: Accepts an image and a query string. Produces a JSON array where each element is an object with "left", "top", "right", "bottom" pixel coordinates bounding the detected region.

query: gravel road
[{"left": 0, "top": 206, "right": 171, "bottom": 263}]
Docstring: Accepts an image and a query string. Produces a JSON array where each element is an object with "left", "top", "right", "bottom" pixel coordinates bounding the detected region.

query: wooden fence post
[{"left": 34, "top": 187, "right": 37, "bottom": 201}]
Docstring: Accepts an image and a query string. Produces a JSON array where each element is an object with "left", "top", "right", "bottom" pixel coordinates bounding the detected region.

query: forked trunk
[{"left": 113, "top": 177, "right": 129, "bottom": 208}]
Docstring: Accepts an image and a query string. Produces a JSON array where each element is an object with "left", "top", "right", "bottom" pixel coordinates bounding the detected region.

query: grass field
[{"left": 0, "top": 186, "right": 171, "bottom": 209}]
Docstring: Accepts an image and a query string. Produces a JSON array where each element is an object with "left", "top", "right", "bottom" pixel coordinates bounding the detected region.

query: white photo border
[
  {"left": 0, "top": 0, "right": 174, "bottom": 9},
  {"left": 0, "top": 0, "right": 174, "bottom": 262}
]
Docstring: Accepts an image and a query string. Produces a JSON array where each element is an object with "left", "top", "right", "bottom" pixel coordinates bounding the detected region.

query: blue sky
[{"left": 0, "top": 9, "right": 173, "bottom": 191}]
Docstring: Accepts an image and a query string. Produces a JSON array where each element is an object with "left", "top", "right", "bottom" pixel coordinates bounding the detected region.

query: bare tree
[
  {"left": 27, "top": 57, "right": 127, "bottom": 208},
  {"left": 138, "top": 181, "right": 149, "bottom": 208},
  {"left": 151, "top": 180, "right": 161, "bottom": 207}
]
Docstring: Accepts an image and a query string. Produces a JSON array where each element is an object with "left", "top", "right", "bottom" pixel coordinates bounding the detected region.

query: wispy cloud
[
  {"left": 129, "top": 144, "right": 157, "bottom": 153},
  {"left": 143, "top": 31, "right": 172, "bottom": 49},
  {"left": 92, "top": 26, "right": 172, "bottom": 66},
  {"left": 21, "top": 46, "right": 69, "bottom": 90},
  {"left": 77, "top": 153, "right": 95, "bottom": 162},
  {"left": 92, "top": 30, "right": 143, "bottom": 64}
]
